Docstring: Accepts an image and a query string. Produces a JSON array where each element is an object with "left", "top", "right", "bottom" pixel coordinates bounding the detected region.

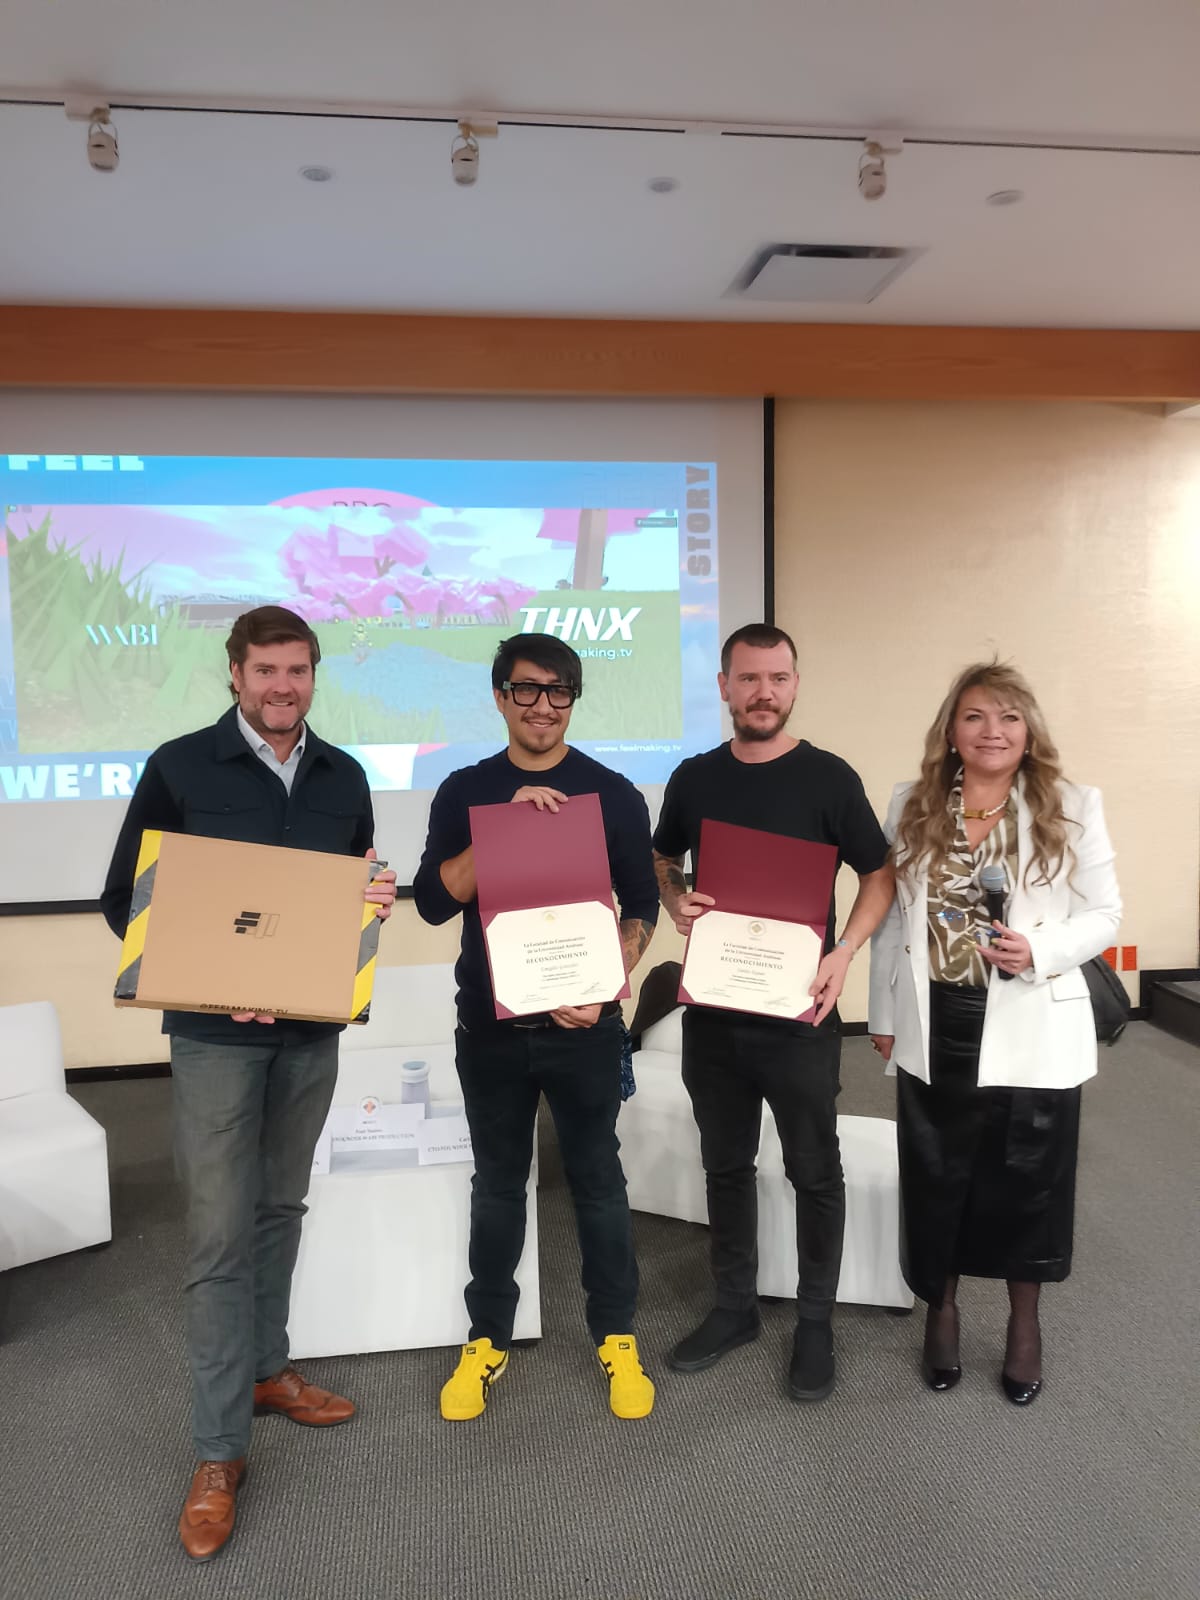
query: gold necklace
[{"left": 958, "top": 799, "right": 1007, "bottom": 820}]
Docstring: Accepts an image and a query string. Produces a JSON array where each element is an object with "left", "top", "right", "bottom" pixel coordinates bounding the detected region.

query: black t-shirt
[
  {"left": 414, "top": 746, "right": 659, "bottom": 1027},
  {"left": 653, "top": 740, "right": 889, "bottom": 969}
]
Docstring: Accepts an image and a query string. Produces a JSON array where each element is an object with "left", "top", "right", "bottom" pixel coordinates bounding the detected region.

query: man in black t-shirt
[
  {"left": 414, "top": 634, "right": 659, "bottom": 1423},
  {"left": 653, "top": 623, "right": 894, "bottom": 1402}
]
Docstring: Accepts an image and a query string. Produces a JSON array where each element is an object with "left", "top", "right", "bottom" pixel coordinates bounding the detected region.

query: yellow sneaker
[
  {"left": 597, "top": 1335, "right": 655, "bottom": 1419},
  {"left": 440, "top": 1339, "right": 508, "bottom": 1420}
]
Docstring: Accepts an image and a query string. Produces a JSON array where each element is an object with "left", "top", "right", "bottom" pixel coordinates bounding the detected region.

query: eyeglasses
[{"left": 502, "top": 680, "right": 578, "bottom": 709}]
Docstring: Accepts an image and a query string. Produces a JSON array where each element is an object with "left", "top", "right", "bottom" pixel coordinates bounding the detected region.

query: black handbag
[{"left": 1082, "top": 956, "right": 1131, "bottom": 1046}]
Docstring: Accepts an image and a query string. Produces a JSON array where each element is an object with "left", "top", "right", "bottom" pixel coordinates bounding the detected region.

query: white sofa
[
  {"left": 289, "top": 964, "right": 541, "bottom": 1357},
  {"left": 619, "top": 1008, "right": 912, "bottom": 1309},
  {"left": 0, "top": 1001, "right": 112, "bottom": 1270}
]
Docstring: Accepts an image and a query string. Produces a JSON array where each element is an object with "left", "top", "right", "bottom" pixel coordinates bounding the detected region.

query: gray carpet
[{"left": 1, "top": 1025, "right": 1197, "bottom": 1600}]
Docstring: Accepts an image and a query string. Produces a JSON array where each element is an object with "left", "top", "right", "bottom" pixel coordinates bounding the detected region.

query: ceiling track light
[
  {"left": 858, "top": 133, "right": 902, "bottom": 201},
  {"left": 87, "top": 118, "right": 119, "bottom": 174},
  {"left": 451, "top": 117, "right": 498, "bottom": 187},
  {"left": 65, "top": 95, "right": 119, "bottom": 174}
]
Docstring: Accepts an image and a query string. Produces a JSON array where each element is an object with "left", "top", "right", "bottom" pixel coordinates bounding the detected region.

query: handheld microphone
[{"left": 979, "top": 862, "right": 1014, "bottom": 980}]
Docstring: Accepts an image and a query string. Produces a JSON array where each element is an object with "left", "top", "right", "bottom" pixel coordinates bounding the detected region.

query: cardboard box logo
[{"left": 234, "top": 910, "right": 280, "bottom": 937}]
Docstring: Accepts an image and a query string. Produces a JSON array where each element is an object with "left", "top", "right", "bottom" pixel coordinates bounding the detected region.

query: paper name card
[
  {"left": 325, "top": 1099, "right": 425, "bottom": 1154},
  {"left": 416, "top": 1115, "right": 473, "bottom": 1166}
]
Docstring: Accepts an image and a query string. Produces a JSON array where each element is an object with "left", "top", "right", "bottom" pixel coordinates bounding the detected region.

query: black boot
[
  {"left": 788, "top": 1318, "right": 835, "bottom": 1403},
  {"left": 668, "top": 1307, "right": 760, "bottom": 1372}
]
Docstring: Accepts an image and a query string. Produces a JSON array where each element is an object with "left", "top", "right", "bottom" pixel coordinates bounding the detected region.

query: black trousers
[
  {"left": 455, "top": 1013, "right": 638, "bottom": 1348},
  {"left": 897, "top": 982, "right": 1082, "bottom": 1306},
  {"left": 681, "top": 1007, "right": 844, "bottom": 1321}
]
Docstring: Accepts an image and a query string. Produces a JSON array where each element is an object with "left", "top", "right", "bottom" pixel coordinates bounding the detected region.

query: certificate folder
[
  {"left": 678, "top": 819, "right": 838, "bottom": 1023},
  {"left": 470, "top": 791, "right": 629, "bottom": 1019}
]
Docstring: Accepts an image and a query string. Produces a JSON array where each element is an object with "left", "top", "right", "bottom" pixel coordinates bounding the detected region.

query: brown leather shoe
[
  {"left": 178, "top": 1458, "right": 246, "bottom": 1562},
  {"left": 252, "top": 1365, "right": 355, "bottom": 1427}
]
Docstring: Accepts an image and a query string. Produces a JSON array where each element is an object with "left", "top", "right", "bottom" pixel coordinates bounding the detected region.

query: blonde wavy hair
[{"left": 894, "top": 661, "right": 1073, "bottom": 889}]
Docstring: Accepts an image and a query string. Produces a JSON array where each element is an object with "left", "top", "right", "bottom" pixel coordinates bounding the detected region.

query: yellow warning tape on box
[
  {"left": 349, "top": 868, "right": 386, "bottom": 1024},
  {"left": 114, "top": 829, "right": 162, "bottom": 1002}
]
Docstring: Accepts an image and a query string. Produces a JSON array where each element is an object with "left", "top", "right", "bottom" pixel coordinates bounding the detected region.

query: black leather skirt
[{"left": 896, "top": 982, "right": 1082, "bottom": 1306}]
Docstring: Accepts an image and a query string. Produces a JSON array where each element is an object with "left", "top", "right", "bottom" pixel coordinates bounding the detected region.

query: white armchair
[
  {"left": 0, "top": 1001, "right": 112, "bottom": 1270},
  {"left": 619, "top": 1007, "right": 912, "bottom": 1310}
]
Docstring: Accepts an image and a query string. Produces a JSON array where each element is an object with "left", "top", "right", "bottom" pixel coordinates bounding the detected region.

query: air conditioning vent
[{"left": 729, "top": 242, "right": 922, "bottom": 303}]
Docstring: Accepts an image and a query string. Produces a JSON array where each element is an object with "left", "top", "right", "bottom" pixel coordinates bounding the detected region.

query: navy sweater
[{"left": 413, "top": 747, "right": 659, "bottom": 1026}]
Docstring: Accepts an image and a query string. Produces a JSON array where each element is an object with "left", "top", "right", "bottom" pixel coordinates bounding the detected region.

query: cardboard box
[{"left": 114, "top": 830, "right": 383, "bottom": 1024}]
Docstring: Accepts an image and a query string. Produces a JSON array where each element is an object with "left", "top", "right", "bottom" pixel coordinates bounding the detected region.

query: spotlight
[
  {"left": 450, "top": 118, "right": 498, "bottom": 188},
  {"left": 858, "top": 141, "right": 886, "bottom": 201},
  {"left": 451, "top": 126, "right": 480, "bottom": 187},
  {"left": 857, "top": 134, "right": 902, "bottom": 202},
  {"left": 65, "top": 97, "right": 119, "bottom": 174},
  {"left": 87, "top": 119, "right": 119, "bottom": 174}
]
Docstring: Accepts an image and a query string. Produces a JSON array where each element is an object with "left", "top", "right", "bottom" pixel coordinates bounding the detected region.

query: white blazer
[{"left": 868, "top": 780, "right": 1122, "bottom": 1090}]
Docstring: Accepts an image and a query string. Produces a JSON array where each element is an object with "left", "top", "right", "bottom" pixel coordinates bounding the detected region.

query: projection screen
[{"left": 0, "top": 392, "right": 766, "bottom": 903}]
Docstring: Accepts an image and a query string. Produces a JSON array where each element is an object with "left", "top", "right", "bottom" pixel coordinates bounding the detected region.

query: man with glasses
[{"left": 414, "top": 633, "right": 659, "bottom": 1421}]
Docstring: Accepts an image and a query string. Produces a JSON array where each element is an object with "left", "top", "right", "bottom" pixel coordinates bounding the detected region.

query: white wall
[{"left": 774, "top": 399, "right": 1200, "bottom": 1020}]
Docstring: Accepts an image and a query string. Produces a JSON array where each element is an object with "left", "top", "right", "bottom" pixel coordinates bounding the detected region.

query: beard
[
  {"left": 731, "top": 702, "right": 792, "bottom": 742},
  {"left": 513, "top": 713, "right": 566, "bottom": 752},
  {"left": 244, "top": 700, "right": 304, "bottom": 734}
]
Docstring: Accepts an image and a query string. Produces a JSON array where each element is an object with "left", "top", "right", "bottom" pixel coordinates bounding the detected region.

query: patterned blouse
[{"left": 927, "top": 781, "right": 1019, "bottom": 987}]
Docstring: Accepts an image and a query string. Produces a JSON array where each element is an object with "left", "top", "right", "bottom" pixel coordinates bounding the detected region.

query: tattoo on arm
[
  {"left": 653, "top": 851, "right": 688, "bottom": 901},
  {"left": 620, "top": 917, "right": 657, "bottom": 974}
]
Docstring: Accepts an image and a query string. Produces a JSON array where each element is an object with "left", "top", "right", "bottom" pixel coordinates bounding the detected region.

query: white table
[{"left": 289, "top": 1042, "right": 541, "bottom": 1357}]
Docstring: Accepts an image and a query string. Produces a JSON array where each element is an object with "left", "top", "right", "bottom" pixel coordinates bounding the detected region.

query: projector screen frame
[{"left": 0, "top": 395, "right": 775, "bottom": 916}]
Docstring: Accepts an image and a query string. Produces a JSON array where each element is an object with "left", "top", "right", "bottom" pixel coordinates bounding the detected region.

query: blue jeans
[
  {"left": 170, "top": 1032, "right": 339, "bottom": 1460},
  {"left": 455, "top": 1013, "right": 638, "bottom": 1348}
]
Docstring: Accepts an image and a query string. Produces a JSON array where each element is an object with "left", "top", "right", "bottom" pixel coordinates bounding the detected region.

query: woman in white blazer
[{"left": 868, "top": 661, "right": 1121, "bottom": 1406}]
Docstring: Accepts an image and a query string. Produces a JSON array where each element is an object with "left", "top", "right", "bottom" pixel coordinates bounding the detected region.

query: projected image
[{"left": 0, "top": 455, "right": 720, "bottom": 802}]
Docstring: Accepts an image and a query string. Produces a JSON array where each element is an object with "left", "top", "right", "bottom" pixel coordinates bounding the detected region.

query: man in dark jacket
[{"left": 102, "top": 605, "right": 396, "bottom": 1563}]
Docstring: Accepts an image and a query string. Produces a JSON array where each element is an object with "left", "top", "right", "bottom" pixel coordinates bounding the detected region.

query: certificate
[
  {"left": 679, "top": 819, "right": 838, "bottom": 1023},
  {"left": 681, "top": 911, "right": 823, "bottom": 1019},
  {"left": 470, "top": 792, "right": 630, "bottom": 1019},
  {"left": 483, "top": 900, "right": 629, "bottom": 1016}
]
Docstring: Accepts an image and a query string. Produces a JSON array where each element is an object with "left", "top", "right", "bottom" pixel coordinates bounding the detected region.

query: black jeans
[
  {"left": 455, "top": 1013, "right": 638, "bottom": 1348},
  {"left": 682, "top": 1007, "right": 844, "bottom": 1321}
]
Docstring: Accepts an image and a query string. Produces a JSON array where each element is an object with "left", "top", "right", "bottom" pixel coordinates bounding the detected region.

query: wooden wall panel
[{"left": 0, "top": 307, "right": 1198, "bottom": 401}]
